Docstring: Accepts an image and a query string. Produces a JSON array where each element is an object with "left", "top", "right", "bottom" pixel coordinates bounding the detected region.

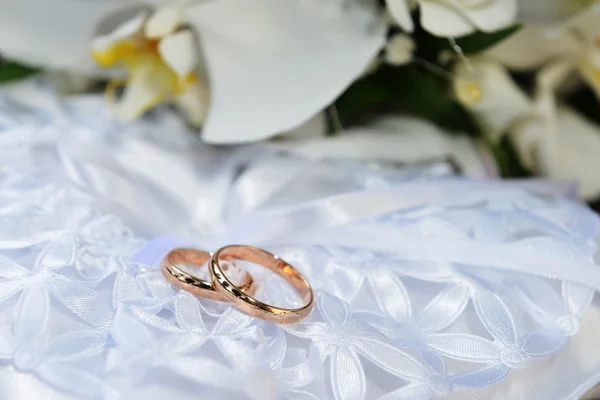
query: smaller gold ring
[
  {"left": 161, "top": 248, "right": 255, "bottom": 301},
  {"left": 210, "top": 245, "right": 314, "bottom": 324}
]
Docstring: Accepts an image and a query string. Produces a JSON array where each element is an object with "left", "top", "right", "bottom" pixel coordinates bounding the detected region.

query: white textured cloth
[{"left": 0, "top": 81, "right": 600, "bottom": 400}]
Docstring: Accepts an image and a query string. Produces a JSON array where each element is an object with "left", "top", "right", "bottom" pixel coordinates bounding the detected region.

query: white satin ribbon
[{"left": 56, "top": 141, "right": 600, "bottom": 291}]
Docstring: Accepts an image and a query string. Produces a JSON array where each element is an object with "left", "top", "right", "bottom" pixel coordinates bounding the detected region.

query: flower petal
[
  {"left": 0, "top": 1, "right": 131, "bottom": 72},
  {"left": 111, "top": 308, "right": 156, "bottom": 351},
  {"left": 173, "top": 78, "right": 210, "bottom": 128},
  {"left": 48, "top": 274, "right": 113, "bottom": 329},
  {"left": 144, "top": 5, "right": 183, "bottom": 39},
  {"left": 114, "top": 52, "right": 176, "bottom": 120},
  {"left": 188, "top": 0, "right": 385, "bottom": 143},
  {"left": 213, "top": 307, "right": 256, "bottom": 335},
  {"left": 318, "top": 293, "right": 351, "bottom": 327},
  {"left": 356, "top": 337, "right": 428, "bottom": 382},
  {"left": 91, "top": 10, "right": 147, "bottom": 67},
  {"left": 330, "top": 349, "right": 366, "bottom": 400},
  {"left": 385, "top": 0, "right": 414, "bottom": 32},
  {"left": 173, "top": 292, "right": 207, "bottom": 333},
  {"left": 472, "top": 289, "right": 517, "bottom": 345},
  {"left": 419, "top": 0, "right": 476, "bottom": 37},
  {"left": 416, "top": 284, "right": 470, "bottom": 332},
  {"left": 453, "top": 58, "right": 533, "bottom": 142},
  {"left": 368, "top": 271, "right": 411, "bottom": 322},
  {"left": 43, "top": 330, "right": 107, "bottom": 363},
  {"left": 541, "top": 107, "right": 600, "bottom": 199},
  {"left": 158, "top": 29, "right": 199, "bottom": 79},
  {"left": 487, "top": 25, "right": 578, "bottom": 70},
  {"left": 424, "top": 334, "right": 500, "bottom": 363},
  {"left": 16, "top": 288, "right": 49, "bottom": 343}
]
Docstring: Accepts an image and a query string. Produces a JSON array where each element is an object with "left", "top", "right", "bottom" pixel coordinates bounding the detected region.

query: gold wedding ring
[
  {"left": 161, "top": 248, "right": 255, "bottom": 301},
  {"left": 209, "top": 245, "right": 314, "bottom": 324}
]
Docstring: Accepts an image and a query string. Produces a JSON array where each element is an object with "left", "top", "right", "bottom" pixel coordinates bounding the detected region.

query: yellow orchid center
[
  {"left": 454, "top": 77, "right": 484, "bottom": 107},
  {"left": 91, "top": 32, "right": 196, "bottom": 120}
]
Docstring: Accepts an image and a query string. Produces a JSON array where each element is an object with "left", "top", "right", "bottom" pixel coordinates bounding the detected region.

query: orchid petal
[
  {"left": 173, "top": 79, "right": 210, "bottom": 128},
  {"left": 0, "top": 1, "right": 133, "bottom": 72},
  {"left": 188, "top": 0, "right": 385, "bottom": 143},
  {"left": 419, "top": 0, "right": 475, "bottom": 37},
  {"left": 540, "top": 107, "right": 600, "bottom": 199},
  {"left": 144, "top": 5, "right": 183, "bottom": 39},
  {"left": 115, "top": 52, "right": 176, "bottom": 120},
  {"left": 92, "top": 10, "right": 147, "bottom": 67},
  {"left": 386, "top": 0, "right": 414, "bottom": 32},
  {"left": 453, "top": 58, "right": 532, "bottom": 142},
  {"left": 487, "top": 25, "right": 578, "bottom": 70},
  {"left": 421, "top": 0, "right": 517, "bottom": 37},
  {"left": 158, "top": 30, "right": 199, "bottom": 79}
]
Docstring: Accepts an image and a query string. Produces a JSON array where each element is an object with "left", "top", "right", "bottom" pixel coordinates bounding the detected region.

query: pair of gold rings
[{"left": 161, "top": 245, "right": 314, "bottom": 324}]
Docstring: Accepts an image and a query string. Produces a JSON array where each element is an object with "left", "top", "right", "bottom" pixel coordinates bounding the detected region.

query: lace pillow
[{"left": 0, "top": 81, "right": 600, "bottom": 400}]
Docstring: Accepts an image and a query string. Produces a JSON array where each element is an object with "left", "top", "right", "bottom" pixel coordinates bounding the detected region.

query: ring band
[
  {"left": 161, "top": 248, "right": 255, "bottom": 301},
  {"left": 209, "top": 245, "right": 314, "bottom": 324}
]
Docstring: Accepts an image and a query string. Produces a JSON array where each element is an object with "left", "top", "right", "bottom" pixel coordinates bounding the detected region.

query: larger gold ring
[
  {"left": 209, "top": 245, "right": 314, "bottom": 324},
  {"left": 161, "top": 248, "right": 255, "bottom": 301}
]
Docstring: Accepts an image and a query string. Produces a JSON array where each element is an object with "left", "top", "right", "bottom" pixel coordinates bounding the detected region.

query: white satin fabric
[{"left": 0, "top": 80, "right": 600, "bottom": 400}]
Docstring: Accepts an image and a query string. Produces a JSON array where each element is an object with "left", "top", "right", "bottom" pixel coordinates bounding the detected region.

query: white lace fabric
[{"left": 0, "top": 81, "right": 600, "bottom": 400}]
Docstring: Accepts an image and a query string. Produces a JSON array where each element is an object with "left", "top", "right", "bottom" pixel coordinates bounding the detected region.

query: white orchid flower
[
  {"left": 0, "top": 0, "right": 386, "bottom": 143},
  {"left": 454, "top": 57, "right": 600, "bottom": 199},
  {"left": 517, "top": 0, "right": 599, "bottom": 25},
  {"left": 386, "top": 0, "right": 517, "bottom": 37},
  {"left": 488, "top": 5, "right": 600, "bottom": 98},
  {"left": 453, "top": 57, "right": 533, "bottom": 142}
]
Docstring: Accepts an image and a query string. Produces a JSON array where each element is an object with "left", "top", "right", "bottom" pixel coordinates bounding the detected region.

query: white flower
[
  {"left": 386, "top": 0, "right": 517, "bottom": 37},
  {"left": 270, "top": 116, "right": 496, "bottom": 178},
  {"left": 454, "top": 57, "right": 600, "bottom": 199},
  {"left": 0, "top": 0, "right": 386, "bottom": 143},
  {"left": 488, "top": 6, "right": 600, "bottom": 98},
  {"left": 284, "top": 293, "right": 429, "bottom": 400}
]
